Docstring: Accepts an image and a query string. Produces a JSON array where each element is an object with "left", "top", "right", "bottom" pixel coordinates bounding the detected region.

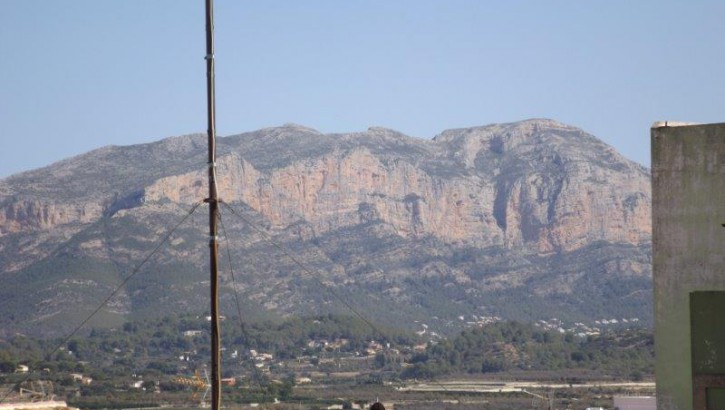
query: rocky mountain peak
[
  {"left": 365, "top": 126, "right": 408, "bottom": 137},
  {"left": 280, "top": 123, "right": 322, "bottom": 134},
  {"left": 154, "top": 133, "right": 207, "bottom": 154},
  {"left": 431, "top": 119, "right": 645, "bottom": 176}
]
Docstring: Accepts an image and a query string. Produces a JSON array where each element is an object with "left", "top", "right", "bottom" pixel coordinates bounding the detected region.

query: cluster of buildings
[
  {"left": 532, "top": 317, "right": 643, "bottom": 338},
  {"left": 593, "top": 318, "right": 640, "bottom": 326},
  {"left": 458, "top": 314, "right": 503, "bottom": 328},
  {"left": 534, "top": 318, "right": 601, "bottom": 337}
]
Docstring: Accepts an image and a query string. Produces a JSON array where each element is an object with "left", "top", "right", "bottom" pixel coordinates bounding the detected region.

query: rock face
[
  {"left": 3, "top": 120, "right": 648, "bottom": 252},
  {"left": 0, "top": 119, "right": 652, "bottom": 337}
]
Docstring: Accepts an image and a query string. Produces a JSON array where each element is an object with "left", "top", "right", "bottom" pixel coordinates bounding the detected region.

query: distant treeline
[
  {"left": 0, "top": 313, "right": 652, "bottom": 382},
  {"left": 401, "top": 321, "right": 653, "bottom": 380}
]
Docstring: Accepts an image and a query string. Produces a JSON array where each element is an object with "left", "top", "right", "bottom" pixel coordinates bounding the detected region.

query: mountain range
[{"left": 0, "top": 119, "right": 652, "bottom": 337}]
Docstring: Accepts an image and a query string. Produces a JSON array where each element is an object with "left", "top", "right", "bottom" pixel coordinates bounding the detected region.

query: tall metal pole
[{"left": 204, "top": 0, "right": 222, "bottom": 409}]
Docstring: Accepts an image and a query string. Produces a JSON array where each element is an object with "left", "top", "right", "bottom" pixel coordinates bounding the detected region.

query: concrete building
[
  {"left": 651, "top": 122, "right": 725, "bottom": 410},
  {"left": 614, "top": 396, "right": 656, "bottom": 410},
  {"left": 0, "top": 401, "right": 74, "bottom": 410}
]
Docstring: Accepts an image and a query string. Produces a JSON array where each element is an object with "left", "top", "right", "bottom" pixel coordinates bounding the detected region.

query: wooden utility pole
[{"left": 204, "top": 0, "right": 221, "bottom": 409}]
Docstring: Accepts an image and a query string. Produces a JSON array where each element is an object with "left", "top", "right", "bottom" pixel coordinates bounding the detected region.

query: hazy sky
[{"left": 2, "top": 1, "right": 724, "bottom": 177}]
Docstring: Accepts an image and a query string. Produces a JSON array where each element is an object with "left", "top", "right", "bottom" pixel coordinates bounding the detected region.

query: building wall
[
  {"left": 651, "top": 123, "right": 725, "bottom": 410},
  {"left": 614, "top": 396, "right": 656, "bottom": 410}
]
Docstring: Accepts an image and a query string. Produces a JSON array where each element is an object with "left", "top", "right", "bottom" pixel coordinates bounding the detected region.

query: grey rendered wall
[{"left": 651, "top": 123, "right": 725, "bottom": 410}]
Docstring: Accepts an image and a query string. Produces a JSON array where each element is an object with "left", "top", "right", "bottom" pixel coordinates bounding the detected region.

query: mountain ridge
[{"left": 0, "top": 119, "right": 652, "bottom": 337}]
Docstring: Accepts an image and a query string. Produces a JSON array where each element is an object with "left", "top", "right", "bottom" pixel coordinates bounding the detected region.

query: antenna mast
[{"left": 204, "top": 0, "right": 222, "bottom": 409}]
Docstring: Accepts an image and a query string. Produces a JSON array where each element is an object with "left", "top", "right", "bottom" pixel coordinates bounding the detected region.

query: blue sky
[{"left": 2, "top": 1, "right": 724, "bottom": 177}]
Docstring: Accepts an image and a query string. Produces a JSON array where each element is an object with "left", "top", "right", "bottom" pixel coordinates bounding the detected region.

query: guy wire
[{"left": 0, "top": 200, "right": 203, "bottom": 404}]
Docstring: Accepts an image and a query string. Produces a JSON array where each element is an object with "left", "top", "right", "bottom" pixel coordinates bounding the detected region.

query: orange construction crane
[{"left": 172, "top": 369, "right": 210, "bottom": 404}]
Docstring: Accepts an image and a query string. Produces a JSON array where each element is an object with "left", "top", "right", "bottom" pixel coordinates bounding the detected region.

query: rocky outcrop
[
  {"left": 0, "top": 198, "right": 103, "bottom": 235},
  {"left": 0, "top": 119, "right": 650, "bottom": 256},
  {"left": 138, "top": 119, "right": 650, "bottom": 254}
]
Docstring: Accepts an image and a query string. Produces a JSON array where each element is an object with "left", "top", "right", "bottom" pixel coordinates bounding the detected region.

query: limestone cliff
[{"left": 131, "top": 119, "right": 650, "bottom": 255}]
